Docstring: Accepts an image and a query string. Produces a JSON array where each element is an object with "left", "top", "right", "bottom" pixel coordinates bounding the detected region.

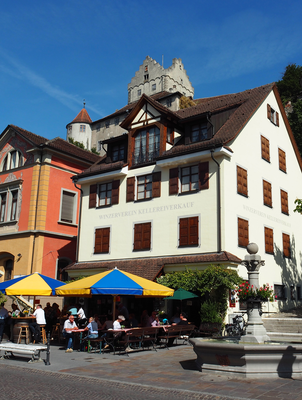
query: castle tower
[
  {"left": 66, "top": 101, "right": 92, "bottom": 150},
  {"left": 127, "top": 56, "right": 194, "bottom": 104}
]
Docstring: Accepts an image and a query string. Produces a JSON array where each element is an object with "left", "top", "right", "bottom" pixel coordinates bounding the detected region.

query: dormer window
[
  {"left": 191, "top": 123, "right": 208, "bottom": 143},
  {"left": 112, "top": 144, "right": 125, "bottom": 162},
  {"left": 133, "top": 126, "right": 160, "bottom": 165},
  {"left": 2, "top": 150, "right": 23, "bottom": 172},
  {"left": 267, "top": 104, "right": 279, "bottom": 126}
]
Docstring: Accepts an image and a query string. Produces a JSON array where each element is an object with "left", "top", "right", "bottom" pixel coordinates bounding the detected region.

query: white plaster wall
[
  {"left": 221, "top": 91, "right": 302, "bottom": 309},
  {"left": 78, "top": 157, "right": 219, "bottom": 262},
  {"left": 67, "top": 122, "right": 92, "bottom": 150}
]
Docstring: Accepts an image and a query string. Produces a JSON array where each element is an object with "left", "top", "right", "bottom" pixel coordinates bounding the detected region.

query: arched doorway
[{"left": 56, "top": 258, "right": 71, "bottom": 281}]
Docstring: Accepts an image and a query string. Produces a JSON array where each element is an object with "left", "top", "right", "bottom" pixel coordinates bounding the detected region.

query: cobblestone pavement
[{"left": 1, "top": 344, "right": 302, "bottom": 399}]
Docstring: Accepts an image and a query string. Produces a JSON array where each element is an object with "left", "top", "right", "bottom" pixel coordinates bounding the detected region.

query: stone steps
[{"left": 263, "top": 318, "right": 302, "bottom": 333}]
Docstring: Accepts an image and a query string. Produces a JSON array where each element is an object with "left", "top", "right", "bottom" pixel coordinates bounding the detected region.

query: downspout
[
  {"left": 73, "top": 179, "right": 83, "bottom": 263},
  {"left": 210, "top": 149, "right": 222, "bottom": 253},
  {"left": 30, "top": 145, "right": 44, "bottom": 274}
]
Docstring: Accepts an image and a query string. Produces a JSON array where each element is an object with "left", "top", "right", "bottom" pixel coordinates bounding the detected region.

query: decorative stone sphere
[{"left": 247, "top": 243, "right": 258, "bottom": 254}]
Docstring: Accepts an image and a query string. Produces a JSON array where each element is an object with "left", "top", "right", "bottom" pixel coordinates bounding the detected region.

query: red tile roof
[
  {"left": 69, "top": 108, "right": 92, "bottom": 125},
  {"left": 64, "top": 252, "right": 241, "bottom": 281}
]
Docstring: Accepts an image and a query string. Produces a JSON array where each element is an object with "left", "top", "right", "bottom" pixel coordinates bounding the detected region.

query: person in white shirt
[
  {"left": 63, "top": 314, "right": 79, "bottom": 352},
  {"left": 29, "top": 304, "right": 46, "bottom": 342},
  {"left": 113, "top": 315, "right": 125, "bottom": 330}
]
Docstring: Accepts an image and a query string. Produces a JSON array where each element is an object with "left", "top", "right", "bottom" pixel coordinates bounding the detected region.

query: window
[
  {"left": 97, "top": 141, "right": 102, "bottom": 152},
  {"left": 133, "top": 126, "right": 160, "bottom": 165},
  {"left": 267, "top": 104, "right": 279, "bottom": 126},
  {"left": 0, "top": 186, "right": 20, "bottom": 223},
  {"left": 237, "top": 166, "right": 248, "bottom": 197},
  {"left": 281, "top": 190, "right": 289, "bottom": 215},
  {"left": 179, "top": 217, "right": 199, "bottom": 247},
  {"left": 264, "top": 227, "right": 274, "bottom": 254},
  {"left": 96, "top": 124, "right": 100, "bottom": 132},
  {"left": 114, "top": 118, "right": 119, "bottom": 126},
  {"left": 152, "top": 84, "right": 156, "bottom": 91},
  {"left": 167, "top": 127, "right": 174, "bottom": 144},
  {"left": 261, "top": 136, "right": 270, "bottom": 162},
  {"left": 297, "top": 286, "right": 302, "bottom": 301},
  {"left": 105, "top": 120, "right": 110, "bottom": 128},
  {"left": 137, "top": 89, "right": 141, "bottom": 97},
  {"left": 127, "top": 173, "right": 161, "bottom": 202},
  {"left": 263, "top": 180, "right": 272, "bottom": 207},
  {"left": 112, "top": 144, "right": 125, "bottom": 162},
  {"left": 133, "top": 222, "right": 151, "bottom": 251},
  {"left": 68, "top": 126, "right": 72, "bottom": 133},
  {"left": 80, "top": 125, "right": 86, "bottom": 132},
  {"left": 60, "top": 190, "right": 77, "bottom": 224},
  {"left": 278, "top": 148, "right": 286, "bottom": 173},
  {"left": 145, "top": 65, "right": 148, "bottom": 72},
  {"left": 191, "top": 123, "right": 208, "bottom": 143},
  {"left": 238, "top": 218, "right": 249, "bottom": 248},
  {"left": 144, "top": 74, "right": 149, "bottom": 81},
  {"left": 166, "top": 98, "right": 172, "bottom": 108},
  {"left": 2, "top": 150, "right": 23, "bottom": 171},
  {"left": 274, "top": 284, "right": 285, "bottom": 300},
  {"left": 4, "top": 259, "right": 13, "bottom": 281},
  {"left": 282, "top": 233, "right": 290, "bottom": 258},
  {"left": 89, "top": 181, "right": 120, "bottom": 208},
  {"left": 169, "top": 162, "right": 209, "bottom": 195},
  {"left": 94, "top": 227, "right": 110, "bottom": 254},
  {"left": 181, "top": 165, "right": 199, "bottom": 192}
]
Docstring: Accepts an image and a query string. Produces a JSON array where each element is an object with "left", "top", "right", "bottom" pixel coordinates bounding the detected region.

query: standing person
[
  {"left": 0, "top": 303, "right": 8, "bottom": 343},
  {"left": 77, "top": 304, "right": 87, "bottom": 327},
  {"left": 29, "top": 304, "right": 46, "bottom": 343},
  {"left": 63, "top": 314, "right": 79, "bottom": 353}
]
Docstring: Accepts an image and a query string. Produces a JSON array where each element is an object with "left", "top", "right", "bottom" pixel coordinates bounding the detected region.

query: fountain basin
[{"left": 190, "top": 338, "right": 302, "bottom": 378}]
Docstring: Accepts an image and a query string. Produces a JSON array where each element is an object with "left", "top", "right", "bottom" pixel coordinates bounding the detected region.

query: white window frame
[
  {"left": 1, "top": 150, "right": 23, "bottom": 172},
  {"left": 0, "top": 183, "right": 21, "bottom": 224},
  {"left": 59, "top": 189, "right": 78, "bottom": 225}
]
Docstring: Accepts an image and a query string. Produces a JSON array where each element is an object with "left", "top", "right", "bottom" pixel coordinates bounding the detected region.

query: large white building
[{"left": 66, "top": 79, "right": 302, "bottom": 314}]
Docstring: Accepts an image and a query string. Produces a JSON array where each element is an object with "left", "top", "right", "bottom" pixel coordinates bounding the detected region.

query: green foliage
[
  {"left": 157, "top": 265, "right": 242, "bottom": 320},
  {"left": 64, "top": 275, "right": 87, "bottom": 284},
  {"left": 287, "top": 99, "right": 302, "bottom": 156},
  {"left": 199, "top": 301, "right": 223, "bottom": 324},
  {"left": 68, "top": 137, "right": 85, "bottom": 149},
  {"left": 91, "top": 147, "right": 100, "bottom": 155},
  {"left": 0, "top": 292, "right": 7, "bottom": 304},
  {"left": 179, "top": 96, "right": 197, "bottom": 109},
  {"left": 294, "top": 199, "right": 302, "bottom": 214}
]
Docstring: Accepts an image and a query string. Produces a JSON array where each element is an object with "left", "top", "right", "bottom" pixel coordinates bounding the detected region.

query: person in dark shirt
[{"left": 177, "top": 313, "right": 189, "bottom": 326}]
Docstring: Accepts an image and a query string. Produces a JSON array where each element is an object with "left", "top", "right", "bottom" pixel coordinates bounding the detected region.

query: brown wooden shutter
[
  {"left": 281, "top": 190, "right": 289, "bottom": 214},
  {"left": 261, "top": 136, "right": 270, "bottom": 162},
  {"left": 169, "top": 168, "right": 179, "bottom": 195},
  {"left": 265, "top": 227, "right": 274, "bottom": 254},
  {"left": 276, "top": 111, "right": 279, "bottom": 126},
  {"left": 94, "top": 227, "right": 110, "bottom": 254},
  {"left": 263, "top": 180, "right": 272, "bottom": 207},
  {"left": 267, "top": 104, "right": 271, "bottom": 120},
  {"left": 179, "top": 217, "right": 198, "bottom": 247},
  {"left": 152, "top": 171, "right": 161, "bottom": 198},
  {"left": 282, "top": 233, "right": 290, "bottom": 258},
  {"left": 278, "top": 149, "right": 286, "bottom": 172},
  {"left": 111, "top": 180, "right": 120, "bottom": 205},
  {"left": 189, "top": 216, "right": 199, "bottom": 245},
  {"left": 126, "top": 177, "right": 135, "bottom": 202},
  {"left": 89, "top": 184, "right": 97, "bottom": 208},
  {"left": 199, "top": 162, "right": 209, "bottom": 190},
  {"left": 238, "top": 218, "right": 249, "bottom": 248},
  {"left": 134, "top": 223, "right": 151, "bottom": 250},
  {"left": 237, "top": 166, "right": 248, "bottom": 196}
]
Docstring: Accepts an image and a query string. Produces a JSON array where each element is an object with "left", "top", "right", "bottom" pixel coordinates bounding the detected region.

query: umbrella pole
[{"left": 113, "top": 295, "right": 116, "bottom": 321}]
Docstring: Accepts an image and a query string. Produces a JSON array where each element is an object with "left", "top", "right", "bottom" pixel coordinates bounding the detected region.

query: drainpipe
[
  {"left": 30, "top": 146, "right": 44, "bottom": 274},
  {"left": 73, "top": 179, "right": 83, "bottom": 263},
  {"left": 210, "top": 149, "right": 222, "bottom": 253}
]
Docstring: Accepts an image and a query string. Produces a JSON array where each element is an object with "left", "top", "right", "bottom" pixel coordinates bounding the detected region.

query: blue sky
[{"left": 1, "top": 0, "right": 302, "bottom": 141}]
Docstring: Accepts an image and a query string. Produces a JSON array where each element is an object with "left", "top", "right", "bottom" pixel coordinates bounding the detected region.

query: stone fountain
[{"left": 190, "top": 243, "right": 302, "bottom": 378}]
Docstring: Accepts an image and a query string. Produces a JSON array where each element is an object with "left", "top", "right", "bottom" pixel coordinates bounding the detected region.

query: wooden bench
[
  {"left": 158, "top": 324, "right": 196, "bottom": 348},
  {"left": 84, "top": 337, "right": 104, "bottom": 353},
  {"left": 105, "top": 327, "right": 159, "bottom": 354},
  {"left": 0, "top": 342, "right": 47, "bottom": 363}
]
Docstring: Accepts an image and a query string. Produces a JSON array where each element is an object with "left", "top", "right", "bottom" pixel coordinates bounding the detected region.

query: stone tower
[{"left": 66, "top": 103, "right": 92, "bottom": 150}]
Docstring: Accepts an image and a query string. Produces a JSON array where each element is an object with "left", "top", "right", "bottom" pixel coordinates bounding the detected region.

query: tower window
[{"left": 80, "top": 125, "right": 86, "bottom": 132}]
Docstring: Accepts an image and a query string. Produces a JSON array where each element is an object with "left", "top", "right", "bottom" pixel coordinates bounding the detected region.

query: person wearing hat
[{"left": 113, "top": 315, "right": 125, "bottom": 330}]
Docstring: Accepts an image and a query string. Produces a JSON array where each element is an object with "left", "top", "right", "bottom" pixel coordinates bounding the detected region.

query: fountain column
[{"left": 240, "top": 243, "right": 270, "bottom": 344}]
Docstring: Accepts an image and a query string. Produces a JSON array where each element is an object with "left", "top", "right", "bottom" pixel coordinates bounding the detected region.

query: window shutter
[
  {"left": 281, "top": 190, "right": 289, "bottom": 215},
  {"left": 169, "top": 168, "right": 179, "bottom": 195},
  {"left": 261, "top": 136, "right": 270, "bottom": 162},
  {"left": 126, "top": 177, "right": 135, "bottom": 202},
  {"left": 111, "top": 180, "right": 120, "bottom": 205},
  {"left": 89, "top": 184, "right": 97, "bottom": 209},
  {"left": 282, "top": 233, "right": 290, "bottom": 258},
  {"left": 189, "top": 216, "right": 199, "bottom": 245},
  {"left": 267, "top": 104, "right": 271, "bottom": 120},
  {"left": 152, "top": 172, "right": 161, "bottom": 198},
  {"left": 265, "top": 227, "right": 274, "bottom": 254},
  {"left": 94, "top": 227, "right": 110, "bottom": 254},
  {"left": 276, "top": 111, "right": 279, "bottom": 127},
  {"left": 237, "top": 166, "right": 248, "bottom": 196},
  {"left": 142, "top": 222, "right": 151, "bottom": 250},
  {"left": 263, "top": 180, "right": 272, "bottom": 207},
  {"left": 199, "top": 162, "right": 209, "bottom": 190},
  {"left": 278, "top": 149, "right": 286, "bottom": 172},
  {"left": 238, "top": 218, "right": 249, "bottom": 248},
  {"left": 61, "top": 191, "right": 75, "bottom": 223},
  {"left": 133, "top": 223, "right": 151, "bottom": 250},
  {"left": 179, "top": 218, "right": 189, "bottom": 247}
]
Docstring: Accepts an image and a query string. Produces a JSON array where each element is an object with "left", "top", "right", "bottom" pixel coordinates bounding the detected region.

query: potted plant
[
  {"left": 199, "top": 301, "right": 223, "bottom": 336},
  {"left": 236, "top": 282, "right": 275, "bottom": 303}
]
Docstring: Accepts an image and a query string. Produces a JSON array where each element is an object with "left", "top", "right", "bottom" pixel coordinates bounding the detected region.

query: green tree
[
  {"left": 68, "top": 137, "right": 85, "bottom": 149},
  {"left": 294, "top": 199, "right": 302, "bottom": 214},
  {"left": 0, "top": 292, "right": 7, "bottom": 304}
]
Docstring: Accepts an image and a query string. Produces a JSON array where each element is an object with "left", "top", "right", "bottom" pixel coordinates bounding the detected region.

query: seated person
[
  {"left": 84, "top": 317, "right": 98, "bottom": 339},
  {"left": 10, "top": 304, "right": 20, "bottom": 317},
  {"left": 29, "top": 304, "right": 46, "bottom": 342},
  {"left": 149, "top": 311, "right": 160, "bottom": 327},
  {"left": 113, "top": 315, "right": 125, "bottom": 330},
  {"left": 63, "top": 314, "right": 78, "bottom": 352},
  {"left": 129, "top": 313, "right": 139, "bottom": 328}
]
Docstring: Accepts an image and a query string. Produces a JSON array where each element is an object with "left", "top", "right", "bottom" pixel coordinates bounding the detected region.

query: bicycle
[{"left": 224, "top": 313, "right": 247, "bottom": 337}]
